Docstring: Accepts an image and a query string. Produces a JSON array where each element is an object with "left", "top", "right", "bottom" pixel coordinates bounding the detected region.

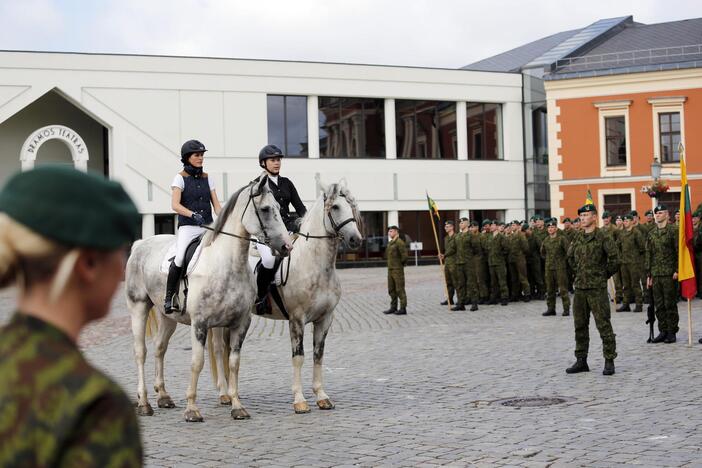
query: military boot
[
  {"left": 451, "top": 303, "right": 466, "bottom": 311},
  {"left": 566, "top": 357, "right": 589, "bottom": 374},
  {"left": 603, "top": 359, "right": 615, "bottom": 376},
  {"left": 651, "top": 332, "right": 667, "bottom": 343},
  {"left": 382, "top": 306, "right": 397, "bottom": 315},
  {"left": 562, "top": 309, "right": 570, "bottom": 316},
  {"left": 394, "top": 308, "right": 407, "bottom": 315},
  {"left": 522, "top": 294, "right": 531, "bottom": 302},
  {"left": 616, "top": 303, "right": 631, "bottom": 312},
  {"left": 255, "top": 266, "right": 276, "bottom": 315},
  {"left": 164, "top": 263, "right": 182, "bottom": 314},
  {"left": 542, "top": 310, "right": 556, "bottom": 316},
  {"left": 500, "top": 299, "right": 509, "bottom": 306},
  {"left": 633, "top": 304, "right": 643, "bottom": 312},
  {"left": 664, "top": 333, "right": 676, "bottom": 343},
  {"left": 440, "top": 299, "right": 454, "bottom": 306},
  {"left": 470, "top": 302, "right": 479, "bottom": 311}
]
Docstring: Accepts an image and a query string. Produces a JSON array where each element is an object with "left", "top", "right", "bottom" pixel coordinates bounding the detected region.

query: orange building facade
[{"left": 545, "top": 68, "right": 702, "bottom": 223}]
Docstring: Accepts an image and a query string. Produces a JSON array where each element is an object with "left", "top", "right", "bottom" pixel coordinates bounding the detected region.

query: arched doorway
[{"left": 20, "top": 124, "right": 89, "bottom": 171}]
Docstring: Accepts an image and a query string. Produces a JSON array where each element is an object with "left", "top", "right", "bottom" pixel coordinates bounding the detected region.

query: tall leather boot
[
  {"left": 255, "top": 266, "right": 275, "bottom": 315},
  {"left": 164, "top": 263, "right": 182, "bottom": 314},
  {"left": 565, "top": 357, "right": 589, "bottom": 374}
]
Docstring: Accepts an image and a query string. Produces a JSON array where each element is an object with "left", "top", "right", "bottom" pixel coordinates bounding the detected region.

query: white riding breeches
[
  {"left": 174, "top": 225, "right": 205, "bottom": 267},
  {"left": 256, "top": 243, "right": 276, "bottom": 269}
]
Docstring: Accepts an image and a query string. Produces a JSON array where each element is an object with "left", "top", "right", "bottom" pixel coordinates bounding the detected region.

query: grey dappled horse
[
  {"left": 125, "top": 174, "right": 292, "bottom": 422},
  {"left": 213, "top": 180, "right": 363, "bottom": 414}
]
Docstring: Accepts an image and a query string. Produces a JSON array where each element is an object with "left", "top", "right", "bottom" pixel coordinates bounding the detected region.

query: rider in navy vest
[
  {"left": 164, "top": 139, "right": 222, "bottom": 314},
  {"left": 255, "top": 144, "right": 307, "bottom": 314}
]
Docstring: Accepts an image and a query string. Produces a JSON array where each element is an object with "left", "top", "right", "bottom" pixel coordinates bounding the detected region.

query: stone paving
[{"left": 3, "top": 265, "right": 702, "bottom": 467}]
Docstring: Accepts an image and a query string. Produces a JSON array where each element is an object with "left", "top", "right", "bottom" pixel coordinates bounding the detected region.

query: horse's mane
[{"left": 323, "top": 182, "right": 364, "bottom": 233}]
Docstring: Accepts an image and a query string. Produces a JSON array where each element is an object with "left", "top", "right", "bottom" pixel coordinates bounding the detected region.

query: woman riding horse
[
  {"left": 164, "top": 139, "right": 223, "bottom": 314},
  {"left": 255, "top": 144, "right": 307, "bottom": 315}
]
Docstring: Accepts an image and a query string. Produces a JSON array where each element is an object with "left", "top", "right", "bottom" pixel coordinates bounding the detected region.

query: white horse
[
  {"left": 125, "top": 174, "right": 292, "bottom": 422},
  {"left": 214, "top": 180, "right": 363, "bottom": 414}
]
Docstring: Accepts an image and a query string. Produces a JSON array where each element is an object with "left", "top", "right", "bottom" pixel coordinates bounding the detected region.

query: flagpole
[
  {"left": 428, "top": 210, "right": 451, "bottom": 311},
  {"left": 688, "top": 299, "right": 693, "bottom": 346}
]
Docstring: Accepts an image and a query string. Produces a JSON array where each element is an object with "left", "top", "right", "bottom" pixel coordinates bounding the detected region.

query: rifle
[{"left": 645, "top": 302, "right": 655, "bottom": 343}]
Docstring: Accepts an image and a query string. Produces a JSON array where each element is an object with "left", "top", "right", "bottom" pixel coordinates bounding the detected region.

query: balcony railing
[{"left": 553, "top": 44, "right": 702, "bottom": 73}]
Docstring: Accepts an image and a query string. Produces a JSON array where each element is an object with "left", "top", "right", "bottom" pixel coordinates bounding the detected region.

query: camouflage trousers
[
  {"left": 573, "top": 288, "right": 617, "bottom": 360},
  {"left": 444, "top": 263, "right": 458, "bottom": 303},
  {"left": 452, "top": 263, "right": 467, "bottom": 305},
  {"left": 545, "top": 267, "right": 570, "bottom": 313},
  {"left": 489, "top": 262, "right": 509, "bottom": 301},
  {"left": 509, "top": 256, "right": 530, "bottom": 298},
  {"left": 652, "top": 275, "right": 679, "bottom": 334},
  {"left": 477, "top": 258, "right": 490, "bottom": 300},
  {"left": 387, "top": 268, "right": 407, "bottom": 309},
  {"left": 460, "top": 261, "right": 479, "bottom": 304},
  {"left": 528, "top": 256, "right": 545, "bottom": 297},
  {"left": 620, "top": 262, "right": 643, "bottom": 306},
  {"left": 613, "top": 270, "right": 624, "bottom": 303}
]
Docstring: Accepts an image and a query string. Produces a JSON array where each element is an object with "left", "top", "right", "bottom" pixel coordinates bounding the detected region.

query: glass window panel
[
  {"left": 659, "top": 113, "right": 670, "bottom": 133},
  {"left": 267, "top": 95, "right": 307, "bottom": 158},
  {"left": 466, "top": 102, "right": 502, "bottom": 160},
  {"left": 605, "top": 116, "right": 626, "bottom": 166},
  {"left": 267, "top": 95, "right": 286, "bottom": 152},
  {"left": 396, "top": 100, "right": 456, "bottom": 159},
  {"left": 467, "top": 103, "right": 484, "bottom": 160},
  {"left": 603, "top": 193, "right": 631, "bottom": 217},
  {"left": 319, "top": 97, "right": 384, "bottom": 158}
]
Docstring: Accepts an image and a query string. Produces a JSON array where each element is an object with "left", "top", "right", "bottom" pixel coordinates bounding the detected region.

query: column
[
  {"left": 388, "top": 210, "right": 399, "bottom": 228},
  {"left": 502, "top": 102, "right": 523, "bottom": 161},
  {"left": 456, "top": 101, "right": 468, "bottom": 160},
  {"left": 142, "top": 213, "right": 155, "bottom": 238},
  {"left": 385, "top": 99, "right": 396, "bottom": 159},
  {"left": 307, "top": 96, "right": 320, "bottom": 159},
  {"left": 459, "top": 209, "right": 469, "bottom": 219}
]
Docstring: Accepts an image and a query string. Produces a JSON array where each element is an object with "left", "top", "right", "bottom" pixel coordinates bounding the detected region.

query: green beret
[
  {"left": 482, "top": 219, "right": 491, "bottom": 226},
  {"left": 533, "top": 214, "right": 543, "bottom": 221},
  {"left": 622, "top": 214, "right": 633, "bottom": 220},
  {"left": 521, "top": 223, "right": 529, "bottom": 231},
  {"left": 546, "top": 220, "right": 557, "bottom": 227},
  {"left": 601, "top": 210, "right": 611, "bottom": 218},
  {"left": 497, "top": 221, "right": 505, "bottom": 226},
  {"left": 459, "top": 217, "right": 469, "bottom": 222},
  {"left": 444, "top": 220, "right": 455, "bottom": 226},
  {"left": 578, "top": 204, "right": 597, "bottom": 215},
  {"left": 629, "top": 210, "right": 639, "bottom": 217},
  {"left": 511, "top": 219, "right": 520, "bottom": 225},
  {"left": 562, "top": 217, "right": 571, "bottom": 223},
  {"left": 387, "top": 225, "right": 399, "bottom": 231},
  {"left": 645, "top": 210, "right": 653, "bottom": 216},
  {"left": 469, "top": 220, "right": 478, "bottom": 227},
  {"left": 0, "top": 166, "right": 141, "bottom": 250},
  {"left": 693, "top": 211, "right": 702, "bottom": 218},
  {"left": 654, "top": 204, "right": 668, "bottom": 213}
]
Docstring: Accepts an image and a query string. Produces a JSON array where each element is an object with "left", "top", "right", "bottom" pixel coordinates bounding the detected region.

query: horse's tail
[
  {"left": 145, "top": 308, "right": 158, "bottom": 339},
  {"left": 208, "top": 328, "right": 231, "bottom": 388}
]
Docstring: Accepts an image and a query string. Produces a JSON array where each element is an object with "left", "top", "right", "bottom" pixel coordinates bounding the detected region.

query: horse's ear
[
  {"left": 338, "top": 178, "right": 348, "bottom": 191},
  {"left": 318, "top": 180, "right": 329, "bottom": 195},
  {"left": 257, "top": 172, "right": 269, "bottom": 193}
]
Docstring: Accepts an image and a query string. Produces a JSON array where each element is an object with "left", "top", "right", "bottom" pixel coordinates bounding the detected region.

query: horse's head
[
  {"left": 243, "top": 172, "right": 293, "bottom": 257},
  {"left": 321, "top": 179, "right": 363, "bottom": 250}
]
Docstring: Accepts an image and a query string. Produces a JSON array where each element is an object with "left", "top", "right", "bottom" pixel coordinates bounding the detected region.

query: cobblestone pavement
[{"left": 4, "top": 266, "right": 702, "bottom": 467}]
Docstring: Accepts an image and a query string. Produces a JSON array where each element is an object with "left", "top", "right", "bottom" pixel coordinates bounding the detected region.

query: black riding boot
[
  {"left": 164, "top": 263, "right": 182, "bottom": 314},
  {"left": 603, "top": 359, "right": 615, "bottom": 376},
  {"left": 565, "top": 357, "right": 589, "bottom": 374},
  {"left": 255, "top": 266, "right": 275, "bottom": 315}
]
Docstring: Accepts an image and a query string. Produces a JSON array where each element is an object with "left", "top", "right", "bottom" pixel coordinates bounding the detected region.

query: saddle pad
[
  {"left": 248, "top": 256, "right": 287, "bottom": 286},
  {"left": 160, "top": 242, "right": 204, "bottom": 276}
]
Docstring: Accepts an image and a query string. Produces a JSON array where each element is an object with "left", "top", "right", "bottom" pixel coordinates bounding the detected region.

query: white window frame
[
  {"left": 595, "top": 100, "right": 632, "bottom": 177},
  {"left": 649, "top": 96, "right": 686, "bottom": 176},
  {"left": 598, "top": 187, "right": 635, "bottom": 227}
]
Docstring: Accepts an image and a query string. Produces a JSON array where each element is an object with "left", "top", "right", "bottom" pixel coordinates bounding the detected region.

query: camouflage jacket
[
  {"left": 540, "top": 234, "right": 569, "bottom": 271},
  {"left": 602, "top": 224, "right": 620, "bottom": 245},
  {"left": 386, "top": 237, "right": 408, "bottom": 269},
  {"left": 567, "top": 228, "right": 620, "bottom": 289},
  {"left": 468, "top": 233, "right": 483, "bottom": 260},
  {"left": 532, "top": 227, "right": 548, "bottom": 248},
  {"left": 486, "top": 233, "right": 508, "bottom": 267},
  {"left": 455, "top": 232, "right": 471, "bottom": 264},
  {"left": 694, "top": 223, "right": 702, "bottom": 259},
  {"left": 618, "top": 228, "right": 645, "bottom": 265},
  {"left": 0, "top": 313, "right": 143, "bottom": 467},
  {"left": 645, "top": 224, "right": 678, "bottom": 277},
  {"left": 526, "top": 232, "right": 541, "bottom": 260},
  {"left": 506, "top": 233, "right": 529, "bottom": 261},
  {"left": 444, "top": 234, "right": 458, "bottom": 266},
  {"left": 636, "top": 222, "right": 652, "bottom": 239},
  {"left": 562, "top": 228, "right": 576, "bottom": 246}
]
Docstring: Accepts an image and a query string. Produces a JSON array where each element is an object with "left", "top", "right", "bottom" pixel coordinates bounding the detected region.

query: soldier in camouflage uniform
[
  {"left": 506, "top": 222, "right": 531, "bottom": 302},
  {"left": 477, "top": 219, "right": 492, "bottom": 303},
  {"left": 440, "top": 220, "right": 458, "bottom": 306},
  {"left": 566, "top": 203, "right": 620, "bottom": 376},
  {"left": 383, "top": 225, "right": 408, "bottom": 315},
  {"left": 645, "top": 205, "right": 679, "bottom": 343},
  {"left": 617, "top": 214, "right": 645, "bottom": 312},
  {"left": 466, "top": 221, "right": 482, "bottom": 311},
  {"left": 0, "top": 166, "right": 143, "bottom": 467},
  {"left": 529, "top": 215, "right": 547, "bottom": 299},
  {"left": 602, "top": 211, "right": 624, "bottom": 305},
  {"left": 693, "top": 211, "right": 702, "bottom": 301},
  {"left": 452, "top": 218, "right": 470, "bottom": 311},
  {"left": 487, "top": 221, "right": 509, "bottom": 306},
  {"left": 541, "top": 219, "right": 571, "bottom": 316},
  {"left": 636, "top": 210, "right": 655, "bottom": 304}
]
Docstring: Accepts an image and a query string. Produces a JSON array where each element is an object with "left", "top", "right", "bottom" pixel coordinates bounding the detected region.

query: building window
[
  {"left": 603, "top": 193, "right": 631, "bottom": 217},
  {"left": 659, "top": 112, "right": 681, "bottom": 163},
  {"left": 467, "top": 103, "right": 502, "bottom": 160},
  {"left": 657, "top": 191, "right": 680, "bottom": 208},
  {"left": 605, "top": 116, "right": 626, "bottom": 167},
  {"left": 267, "top": 95, "right": 308, "bottom": 157},
  {"left": 318, "top": 97, "right": 385, "bottom": 158},
  {"left": 154, "top": 214, "right": 175, "bottom": 234},
  {"left": 395, "top": 100, "right": 457, "bottom": 159}
]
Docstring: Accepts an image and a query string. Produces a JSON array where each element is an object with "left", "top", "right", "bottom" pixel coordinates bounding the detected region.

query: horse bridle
[{"left": 298, "top": 192, "right": 358, "bottom": 241}]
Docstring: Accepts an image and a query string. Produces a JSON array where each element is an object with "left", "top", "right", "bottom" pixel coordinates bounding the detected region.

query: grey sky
[{"left": 1, "top": 0, "right": 700, "bottom": 68}]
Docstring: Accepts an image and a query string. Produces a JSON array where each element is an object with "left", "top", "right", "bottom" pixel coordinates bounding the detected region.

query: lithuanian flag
[
  {"left": 678, "top": 155, "right": 697, "bottom": 299},
  {"left": 426, "top": 192, "right": 440, "bottom": 223},
  {"left": 585, "top": 189, "right": 594, "bottom": 205}
]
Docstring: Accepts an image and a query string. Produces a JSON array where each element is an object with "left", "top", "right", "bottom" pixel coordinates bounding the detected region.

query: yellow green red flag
[
  {"left": 678, "top": 156, "right": 697, "bottom": 299},
  {"left": 426, "top": 192, "right": 440, "bottom": 222}
]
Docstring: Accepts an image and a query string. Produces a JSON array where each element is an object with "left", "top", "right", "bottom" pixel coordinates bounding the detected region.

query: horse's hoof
[
  {"left": 157, "top": 397, "right": 176, "bottom": 409},
  {"left": 231, "top": 408, "right": 251, "bottom": 420},
  {"left": 184, "top": 410, "right": 204, "bottom": 422},
  {"left": 317, "top": 398, "right": 335, "bottom": 410},
  {"left": 219, "top": 395, "right": 232, "bottom": 406},
  {"left": 293, "top": 402, "right": 311, "bottom": 414},
  {"left": 136, "top": 403, "right": 154, "bottom": 416}
]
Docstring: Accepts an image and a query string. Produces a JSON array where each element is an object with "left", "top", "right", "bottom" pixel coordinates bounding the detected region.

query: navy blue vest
[{"left": 178, "top": 171, "right": 213, "bottom": 227}]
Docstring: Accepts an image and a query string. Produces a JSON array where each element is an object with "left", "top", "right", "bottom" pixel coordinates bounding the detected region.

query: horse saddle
[{"left": 161, "top": 234, "right": 205, "bottom": 314}]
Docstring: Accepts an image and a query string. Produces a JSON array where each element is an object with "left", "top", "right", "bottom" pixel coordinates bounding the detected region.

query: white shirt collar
[{"left": 269, "top": 175, "right": 279, "bottom": 185}]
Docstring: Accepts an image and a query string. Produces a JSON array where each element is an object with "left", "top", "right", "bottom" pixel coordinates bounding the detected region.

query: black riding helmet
[
  {"left": 180, "top": 139, "right": 207, "bottom": 164},
  {"left": 259, "top": 144, "right": 284, "bottom": 168}
]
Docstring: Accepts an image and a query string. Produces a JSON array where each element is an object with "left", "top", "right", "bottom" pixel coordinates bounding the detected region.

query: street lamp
[{"left": 651, "top": 157, "right": 662, "bottom": 180}]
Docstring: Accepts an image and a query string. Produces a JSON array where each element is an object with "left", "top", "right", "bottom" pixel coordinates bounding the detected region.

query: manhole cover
[{"left": 493, "top": 397, "right": 571, "bottom": 408}]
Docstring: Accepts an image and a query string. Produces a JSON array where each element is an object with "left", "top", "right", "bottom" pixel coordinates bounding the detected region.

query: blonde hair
[{"left": 0, "top": 213, "right": 77, "bottom": 301}]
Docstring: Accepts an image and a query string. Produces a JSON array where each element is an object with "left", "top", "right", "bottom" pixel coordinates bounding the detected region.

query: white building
[{"left": 0, "top": 51, "right": 526, "bottom": 262}]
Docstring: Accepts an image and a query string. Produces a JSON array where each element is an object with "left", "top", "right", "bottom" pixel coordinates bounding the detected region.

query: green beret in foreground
[
  {"left": 623, "top": 214, "right": 633, "bottom": 220},
  {"left": 645, "top": 209, "right": 653, "bottom": 216},
  {"left": 578, "top": 203, "right": 597, "bottom": 214},
  {"left": 482, "top": 219, "right": 491, "bottom": 226},
  {"left": 601, "top": 210, "right": 611, "bottom": 218},
  {"left": 0, "top": 166, "right": 141, "bottom": 249},
  {"left": 562, "top": 217, "right": 571, "bottom": 223},
  {"left": 546, "top": 220, "right": 557, "bottom": 227}
]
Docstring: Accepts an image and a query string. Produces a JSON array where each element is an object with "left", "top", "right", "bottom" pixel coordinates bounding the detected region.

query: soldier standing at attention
[
  {"left": 478, "top": 219, "right": 492, "bottom": 303},
  {"left": 642, "top": 210, "right": 655, "bottom": 234},
  {"left": 528, "top": 216, "right": 546, "bottom": 300},
  {"left": 572, "top": 216, "right": 581, "bottom": 231},
  {"left": 693, "top": 210, "right": 702, "bottom": 301},
  {"left": 541, "top": 219, "right": 571, "bottom": 316},
  {"left": 440, "top": 220, "right": 458, "bottom": 306},
  {"left": 451, "top": 218, "right": 470, "bottom": 311},
  {"left": 602, "top": 211, "right": 623, "bottom": 306},
  {"left": 645, "top": 205, "right": 679, "bottom": 343},
  {"left": 0, "top": 166, "right": 143, "bottom": 467},
  {"left": 617, "top": 214, "right": 645, "bottom": 312},
  {"left": 507, "top": 221, "right": 531, "bottom": 302},
  {"left": 566, "top": 203, "right": 620, "bottom": 376},
  {"left": 487, "top": 220, "right": 510, "bottom": 306},
  {"left": 466, "top": 221, "right": 482, "bottom": 311},
  {"left": 383, "top": 225, "right": 408, "bottom": 315}
]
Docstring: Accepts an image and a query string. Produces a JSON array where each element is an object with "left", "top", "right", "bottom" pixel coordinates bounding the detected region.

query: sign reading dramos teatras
[{"left": 20, "top": 125, "right": 90, "bottom": 172}]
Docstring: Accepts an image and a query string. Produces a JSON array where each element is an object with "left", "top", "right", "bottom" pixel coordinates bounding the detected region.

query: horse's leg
[
  {"left": 130, "top": 301, "right": 154, "bottom": 416},
  {"left": 228, "top": 315, "right": 252, "bottom": 420},
  {"left": 153, "top": 316, "right": 177, "bottom": 409},
  {"left": 210, "top": 327, "right": 231, "bottom": 405},
  {"left": 313, "top": 313, "right": 335, "bottom": 410},
  {"left": 184, "top": 322, "right": 207, "bottom": 422},
  {"left": 289, "top": 317, "right": 310, "bottom": 414}
]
